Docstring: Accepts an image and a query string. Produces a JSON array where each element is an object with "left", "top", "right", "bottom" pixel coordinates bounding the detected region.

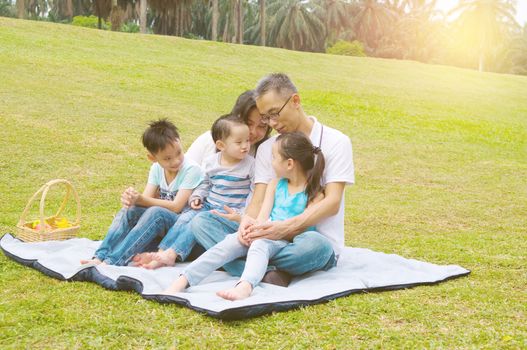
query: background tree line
[{"left": 1, "top": 0, "right": 526, "bottom": 75}]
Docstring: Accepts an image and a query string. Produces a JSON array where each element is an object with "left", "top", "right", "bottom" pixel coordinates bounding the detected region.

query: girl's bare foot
[
  {"left": 80, "top": 258, "right": 102, "bottom": 265},
  {"left": 217, "top": 281, "right": 253, "bottom": 301},
  {"left": 160, "top": 276, "right": 189, "bottom": 296}
]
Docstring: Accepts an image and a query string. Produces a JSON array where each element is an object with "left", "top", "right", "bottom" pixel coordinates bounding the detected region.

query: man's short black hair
[
  {"left": 254, "top": 73, "right": 298, "bottom": 99},
  {"left": 142, "top": 119, "right": 180, "bottom": 154}
]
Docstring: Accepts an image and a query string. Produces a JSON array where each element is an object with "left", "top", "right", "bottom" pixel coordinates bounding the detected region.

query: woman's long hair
[{"left": 231, "top": 90, "right": 272, "bottom": 153}]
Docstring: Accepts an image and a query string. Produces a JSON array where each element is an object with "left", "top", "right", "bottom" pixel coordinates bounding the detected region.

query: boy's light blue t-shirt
[{"left": 147, "top": 157, "right": 203, "bottom": 201}]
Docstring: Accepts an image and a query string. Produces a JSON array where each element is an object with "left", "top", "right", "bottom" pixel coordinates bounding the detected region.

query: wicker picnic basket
[{"left": 16, "top": 179, "right": 81, "bottom": 242}]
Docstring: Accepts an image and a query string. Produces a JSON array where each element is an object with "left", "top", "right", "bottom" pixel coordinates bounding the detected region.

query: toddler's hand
[
  {"left": 190, "top": 198, "right": 203, "bottom": 210},
  {"left": 210, "top": 205, "right": 241, "bottom": 223}
]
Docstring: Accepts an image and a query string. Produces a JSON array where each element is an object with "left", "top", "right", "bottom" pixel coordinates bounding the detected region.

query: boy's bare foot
[
  {"left": 80, "top": 258, "right": 102, "bottom": 265},
  {"left": 160, "top": 276, "right": 189, "bottom": 296},
  {"left": 217, "top": 281, "right": 253, "bottom": 301}
]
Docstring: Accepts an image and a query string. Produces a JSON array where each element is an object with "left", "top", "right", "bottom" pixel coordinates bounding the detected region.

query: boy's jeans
[
  {"left": 94, "top": 206, "right": 185, "bottom": 266},
  {"left": 190, "top": 211, "right": 337, "bottom": 278}
]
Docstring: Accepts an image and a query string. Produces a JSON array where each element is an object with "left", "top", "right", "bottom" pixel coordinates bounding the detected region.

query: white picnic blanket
[{"left": 0, "top": 233, "right": 469, "bottom": 319}]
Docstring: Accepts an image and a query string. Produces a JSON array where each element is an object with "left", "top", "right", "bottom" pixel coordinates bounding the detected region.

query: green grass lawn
[{"left": 0, "top": 17, "right": 526, "bottom": 349}]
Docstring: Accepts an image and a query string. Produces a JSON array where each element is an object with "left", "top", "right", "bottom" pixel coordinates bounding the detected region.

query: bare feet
[
  {"left": 131, "top": 252, "right": 156, "bottom": 266},
  {"left": 160, "top": 276, "right": 189, "bottom": 296},
  {"left": 80, "top": 258, "right": 103, "bottom": 265},
  {"left": 142, "top": 250, "right": 178, "bottom": 270},
  {"left": 217, "top": 281, "right": 253, "bottom": 301}
]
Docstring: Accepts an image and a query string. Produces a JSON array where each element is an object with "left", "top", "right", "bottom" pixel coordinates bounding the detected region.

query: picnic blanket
[{"left": 0, "top": 233, "right": 470, "bottom": 320}]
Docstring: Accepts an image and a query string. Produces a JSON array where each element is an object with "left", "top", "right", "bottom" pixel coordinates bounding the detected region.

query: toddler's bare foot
[
  {"left": 131, "top": 252, "right": 156, "bottom": 266},
  {"left": 160, "top": 276, "right": 189, "bottom": 296},
  {"left": 142, "top": 250, "right": 178, "bottom": 269},
  {"left": 217, "top": 281, "right": 253, "bottom": 301},
  {"left": 80, "top": 258, "right": 102, "bottom": 265}
]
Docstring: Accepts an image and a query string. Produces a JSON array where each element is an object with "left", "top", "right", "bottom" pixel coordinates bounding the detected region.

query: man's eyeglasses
[{"left": 260, "top": 95, "right": 292, "bottom": 124}]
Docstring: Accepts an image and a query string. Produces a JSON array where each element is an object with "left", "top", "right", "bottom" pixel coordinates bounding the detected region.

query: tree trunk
[
  {"left": 478, "top": 52, "right": 484, "bottom": 72},
  {"left": 260, "top": 0, "right": 265, "bottom": 46},
  {"left": 223, "top": 14, "right": 229, "bottom": 43},
  {"left": 237, "top": 0, "right": 243, "bottom": 44},
  {"left": 211, "top": 0, "right": 219, "bottom": 41},
  {"left": 17, "top": 0, "right": 25, "bottom": 19},
  {"left": 140, "top": 0, "right": 147, "bottom": 33},
  {"left": 238, "top": 0, "right": 244, "bottom": 45},
  {"left": 66, "top": 0, "right": 73, "bottom": 19},
  {"left": 110, "top": 0, "right": 121, "bottom": 31}
]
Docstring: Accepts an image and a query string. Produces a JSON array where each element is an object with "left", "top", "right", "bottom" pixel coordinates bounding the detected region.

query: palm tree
[
  {"left": 349, "top": 0, "right": 396, "bottom": 53},
  {"left": 377, "top": 0, "right": 445, "bottom": 62},
  {"left": 259, "top": 0, "right": 265, "bottom": 46},
  {"left": 16, "top": 0, "right": 25, "bottom": 18},
  {"left": 139, "top": 0, "right": 147, "bottom": 33},
  {"left": 449, "top": 0, "right": 519, "bottom": 72},
  {"left": 211, "top": 0, "right": 219, "bottom": 41},
  {"left": 267, "top": 0, "right": 325, "bottom": 52},
  {"left": 149, "top": 0, "right": 194, "bottom": 36},
  {"left": 314, "top": 0, "right": 350, "bottom": 46}
]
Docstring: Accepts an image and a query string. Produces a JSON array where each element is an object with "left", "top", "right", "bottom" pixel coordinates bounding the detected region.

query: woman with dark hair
[{"left": 185, "top": 90, "right": 271, "bottom": 166}]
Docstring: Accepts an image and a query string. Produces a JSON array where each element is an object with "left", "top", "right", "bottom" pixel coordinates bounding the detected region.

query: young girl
[
  {"left": 135, "top": 114, "right": 255, "bottom": 269},
  {"left": 161, "top": 132, "right": 325, "bottom": 300}
]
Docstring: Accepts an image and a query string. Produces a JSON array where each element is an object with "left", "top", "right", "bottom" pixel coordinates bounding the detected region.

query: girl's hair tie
[{"left": 313, "top": 146, "right": 321, "bottom": 154}]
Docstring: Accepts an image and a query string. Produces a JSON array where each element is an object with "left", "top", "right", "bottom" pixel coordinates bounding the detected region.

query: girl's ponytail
[
  {"left": 305, "top": 146, "right": 325, "bottom": 203},
  {"left": 276, "top": 132, "right": 325, "bottom": 203}
]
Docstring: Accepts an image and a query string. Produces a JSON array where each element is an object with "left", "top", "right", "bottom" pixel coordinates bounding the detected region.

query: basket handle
[{"left": 18, "top": 179, "right": 81, "bottom": 233}]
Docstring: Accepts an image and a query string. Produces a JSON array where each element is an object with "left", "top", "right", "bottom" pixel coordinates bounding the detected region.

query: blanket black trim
[{"left": 0, "top": 233, "right": 471, "bottom": 320}]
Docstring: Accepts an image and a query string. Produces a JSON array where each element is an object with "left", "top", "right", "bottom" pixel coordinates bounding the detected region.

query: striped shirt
[{"left": 190, "top": 152, "right": 254, "bottom": 211}]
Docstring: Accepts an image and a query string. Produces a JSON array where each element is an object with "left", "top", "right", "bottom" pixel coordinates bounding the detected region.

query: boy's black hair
[
  {"left": 142, "top": 119, "right": 180, "bottom": 154},
  {"left": 211, "top": 114, "right": 245, "bottom": 145}
]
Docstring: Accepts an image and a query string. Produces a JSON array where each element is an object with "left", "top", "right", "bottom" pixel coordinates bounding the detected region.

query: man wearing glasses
[{"left": 191, "top": 73, "right": 355, "bottom": 286}]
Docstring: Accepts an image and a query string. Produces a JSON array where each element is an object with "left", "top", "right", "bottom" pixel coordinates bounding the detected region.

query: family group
[{"left": 80, "top": 73, "right": 355, "bottom": 301}]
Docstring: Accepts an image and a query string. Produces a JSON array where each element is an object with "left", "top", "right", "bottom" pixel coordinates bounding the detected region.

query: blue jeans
[
  {"left": 156, "top": 209, "right": 200, "bottom": 261},
  {"left": 190, "top": 211, "right": 337, "bottom": 277},
  {"left": 94, "top": 206, "right": 182, "bottom": 266}
]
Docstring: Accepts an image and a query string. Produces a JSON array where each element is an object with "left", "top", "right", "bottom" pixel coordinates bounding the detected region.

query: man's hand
[
  {"left": 244, "top": 220, "right": 290, "bottom": 242},
  {"left": 121, "top": 187, "right": 140, "bottom": 208},
  {"left": 190, "top": 198, "right": 203, "bottom": 210},
  {"left": 237, "top": 230, "right": 251, "bottom": 247},
  {"left": 210, "top": 205, "right": 241, "bottom": 223}
]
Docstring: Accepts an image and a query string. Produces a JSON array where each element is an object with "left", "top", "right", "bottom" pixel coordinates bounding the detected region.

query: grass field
[{"left": 0, "top": 17, "right": 526, "bottom": 349}]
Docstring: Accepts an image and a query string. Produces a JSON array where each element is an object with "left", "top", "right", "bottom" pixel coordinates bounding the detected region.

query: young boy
[
  {"left": 80, "top": 119, "right": 203, "bottom": 266},
  {"left": 135, "top": 114, "right": 254, "bottom": 269}
]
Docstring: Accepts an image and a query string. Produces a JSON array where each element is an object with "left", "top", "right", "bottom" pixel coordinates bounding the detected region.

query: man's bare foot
[
  {"left": 160, "top": 276, "right": 189, "bottom": 296},
  {"left": 131, "top": 252, "right": 156, "bottom": 266},
  {"left": 80, "top": 258, "right": 102, "bottom": 265},
  {"left": 217, "top": 281, "right": 253, "bottom": 301}
]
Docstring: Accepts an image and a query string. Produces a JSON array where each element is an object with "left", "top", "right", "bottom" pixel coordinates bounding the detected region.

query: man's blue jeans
[
  {"left": 190, "top": 211, "right": 337, "bottom": 277},
  {"left": 94, "top": 206, "right": 183, "bottom": 266}
]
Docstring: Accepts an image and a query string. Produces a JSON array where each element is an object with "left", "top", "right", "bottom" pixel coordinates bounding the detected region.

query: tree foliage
[{"left": 4, "top": 0, "right": 526, "bottom": 75}]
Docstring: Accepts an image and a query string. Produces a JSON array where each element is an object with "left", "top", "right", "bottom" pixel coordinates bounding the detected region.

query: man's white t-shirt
[{"left": 255, "top": 117, "right": 354, "bottom": 256}]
